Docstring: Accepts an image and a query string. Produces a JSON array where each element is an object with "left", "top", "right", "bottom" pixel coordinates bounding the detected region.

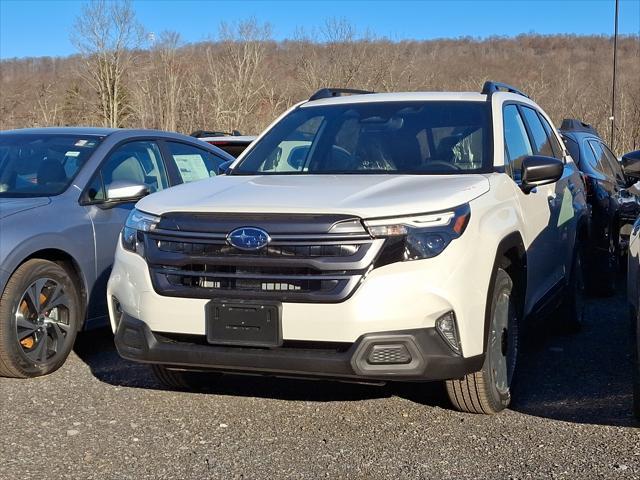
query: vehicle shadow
[
  {"left": 74, "top": 285, "right": 635, "bottom": 424},
  {"left": 510, "top": 285, "right": 636, "bottom": 427}
]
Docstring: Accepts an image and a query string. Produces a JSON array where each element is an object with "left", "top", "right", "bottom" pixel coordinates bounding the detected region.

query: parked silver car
[{"left": 0, "top": 127, "right": 234, "bottom": 378}]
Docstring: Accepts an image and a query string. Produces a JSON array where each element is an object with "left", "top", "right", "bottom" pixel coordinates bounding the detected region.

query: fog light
[
  {"left": 436, "top": 311, "right": 461, "bottom": 355},
  {"left": 367, "top": 344, "right": 412, "bottom": 364}
]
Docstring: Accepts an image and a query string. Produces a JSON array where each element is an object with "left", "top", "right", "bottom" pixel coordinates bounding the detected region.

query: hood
[
  {"left": 137, "top": 174, "right": 490, "bottom": 219},
  {"left": 0, "top": 197, "right": 51, "bottom": 220},
  {"left": 139, "top": 175, "right": 490, "bottom": 219}
]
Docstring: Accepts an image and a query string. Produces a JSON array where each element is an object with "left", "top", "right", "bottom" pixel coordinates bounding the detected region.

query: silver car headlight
[{"left": 121, "top": 209, "right": 160, "bottom": 257}]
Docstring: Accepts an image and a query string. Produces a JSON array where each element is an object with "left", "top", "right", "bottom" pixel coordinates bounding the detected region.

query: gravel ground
[{"left": 1, "top": 288, "right": 638, "bottom": 479}]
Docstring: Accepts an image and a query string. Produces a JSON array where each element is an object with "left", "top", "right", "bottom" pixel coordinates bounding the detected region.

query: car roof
[
  {"left": 560, "top": 129, "right": 602, "bottom": 142},
  {"left": 200, "top": 135, "right": 256, "bottom": 143},
  {"left": 1, "top": 126, "right": 119, "bottom": 136},
  {"left": 0, "top": 127, "right": 236, "bottom": 162},
  {"left": 301, "top": 91, "right": 489, "bottom": 107}
]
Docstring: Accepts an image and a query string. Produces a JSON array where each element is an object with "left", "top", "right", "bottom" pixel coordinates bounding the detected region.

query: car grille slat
[{"left": 145, "top": 216, "right": 383, "bottom": 303}]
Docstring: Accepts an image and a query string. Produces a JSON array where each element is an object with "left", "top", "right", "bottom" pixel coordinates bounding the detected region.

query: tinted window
[
  {"left": 166, "top": 142, "right": 225, "bottom": 183},
  {"left": 503, "top": 105, "right": 533, "bottom": 180},
  {"left": 91, "top": 141, "right": 168, "bottom": 201},
  {"left": 234, "top": 101, "right": 491, "bottom": 175},
  {"left": 600, "top": 142, "right": 625, "bottom": 183},
  {"left": 0, "top": 134, "right": 102, "bottom": 197},
  {"left": 563, "top": 136, "right": 580, "bottom": 166},
  {"left": 537, "top": 114, "right": 563, "bottom": 160},
  {"left": 581, "top": 141, "right": 600, "bottom": 170},
  {"left": 521, "top": 107, "right": 554, "bottom": 158},
  {"left": 588, "top": 141, "right": 615, "bottom": 178}
]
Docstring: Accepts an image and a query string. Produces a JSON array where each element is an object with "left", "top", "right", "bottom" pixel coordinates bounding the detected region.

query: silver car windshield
[
  {"left": 0, "top": 134, "right": 103, "bottom": 197},
  {"left": 233, "top": 101, "right": 492, "bottom": 175}
]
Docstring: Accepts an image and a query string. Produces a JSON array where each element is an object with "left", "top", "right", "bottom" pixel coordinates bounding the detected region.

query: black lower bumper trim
[{"left": 115, "top": 314, "right": 484, "bottom": 382}]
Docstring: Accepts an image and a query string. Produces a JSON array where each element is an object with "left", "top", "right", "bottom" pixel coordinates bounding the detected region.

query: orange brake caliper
[{"left": 19, "top": 292, "right": 47, "bottom": 349}]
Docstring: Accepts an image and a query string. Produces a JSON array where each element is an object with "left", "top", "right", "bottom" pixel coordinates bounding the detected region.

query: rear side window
[
  {"left": 537, "top": 114, "right": 564, "bottom": 160},
  {"left": 580, "top": 140, "right": 599, "bottom": 170},
  {"left": 520, "top": 107, "right": 555, "bottom": 158},
  {"left": 166, "top": 142, "right": 225, "bottom": 183},
  {"left": 503, "top": 105, "right": 533, "bottom": 180},
  {"left": 588, "top": 141, "right": 616, "bottom": 178},
  {"left": 600, "top": 142, "right": 625, "bottom": 183}
]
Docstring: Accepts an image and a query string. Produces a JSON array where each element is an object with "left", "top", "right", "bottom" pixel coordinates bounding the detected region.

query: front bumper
[{"left": 115, "top": 313, "right": 484, "bottom": 382}]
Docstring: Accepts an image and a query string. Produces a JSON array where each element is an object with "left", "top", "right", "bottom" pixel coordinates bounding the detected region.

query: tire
[
  {"left": 150, "top": 364, "right": 221, "bottom": 390},
  {"left": 446, "top": 268, "right": 519, "bottom": 414},
  {"left": 0, "top": 259, "right": 81, "bottom": 378},
  {"left": 588, "top": 238, "right": 618, "bottom": 296},
  {"left": 558, "top": 245, "right": 587, "bottom": 332}
]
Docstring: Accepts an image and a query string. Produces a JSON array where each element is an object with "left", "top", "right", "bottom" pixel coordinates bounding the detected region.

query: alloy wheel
[
  {"left": 489, "top": 290, "right": 516, "bottom": 396},
  {"left": 14, "top": 278, "right": 72, "bottom": 364}
]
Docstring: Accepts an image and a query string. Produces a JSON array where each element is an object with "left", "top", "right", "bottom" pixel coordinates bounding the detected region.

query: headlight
[
  {"left": 121, "top": 209, "right": 160, "bottom": 256},
  {"left": 365, "top": 204, "right": 470, "bottom": 262}
]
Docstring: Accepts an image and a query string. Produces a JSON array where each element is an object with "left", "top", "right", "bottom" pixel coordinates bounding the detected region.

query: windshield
[
  {"left": 234, "top": 101, "right": 491, "bottom": 175},
  {"left": 0, "top": 133, "right": 103, "bottom": 197}
]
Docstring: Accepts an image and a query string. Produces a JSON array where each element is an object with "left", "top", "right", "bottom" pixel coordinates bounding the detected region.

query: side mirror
[
  {"left": 622, "top": 150, "right": 640, "bottom": 179},
  {"left": 104, "top": 181, "right": 149, "bottom": 207},
  {"left": 520, "top": 155, "right": 564, "bottom": 194},
  {"left": 217, "top": 160, "right": 233, "bottom": 175}
]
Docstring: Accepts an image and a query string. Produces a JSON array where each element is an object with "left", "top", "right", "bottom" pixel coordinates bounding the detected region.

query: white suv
[{"left": 108, "top": 83, "right": 588, "bottom": 414}]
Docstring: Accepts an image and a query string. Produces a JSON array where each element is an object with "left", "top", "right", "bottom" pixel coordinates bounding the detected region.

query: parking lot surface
[{"left": 1, "top": 288, "right": 638, "bottom": 479}]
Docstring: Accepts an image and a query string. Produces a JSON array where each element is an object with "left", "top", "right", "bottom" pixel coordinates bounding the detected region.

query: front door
[{"left": 83, "top": 140, "right": 170, "bottom": 320}]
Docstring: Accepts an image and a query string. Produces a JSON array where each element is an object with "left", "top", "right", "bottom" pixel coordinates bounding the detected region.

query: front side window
[
  {"left": 233, "top": 101, "right": 491, "bottom": 175},
  {"left": 89, "top": 141, "right": 168, "bottom": 202},
  {"left": 503, "top": 105, "right": 533, "bottom": 181},
  {"left": 0, "top": 134, "right": 103, "bottom": 197},
  {"left": 166, "top": 141, "right": 226, "bottom": 183}
]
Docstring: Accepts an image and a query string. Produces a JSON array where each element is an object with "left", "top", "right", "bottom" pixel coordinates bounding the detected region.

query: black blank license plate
[{"left": 206, "top": 300, "right": 282, "bottom": 348}]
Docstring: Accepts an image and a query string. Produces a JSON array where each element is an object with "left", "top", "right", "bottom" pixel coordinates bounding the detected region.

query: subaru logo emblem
[{"left": 227, "top": 227, "right": 271, "bottom": 251}]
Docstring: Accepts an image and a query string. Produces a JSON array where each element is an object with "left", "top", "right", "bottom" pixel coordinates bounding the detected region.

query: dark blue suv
[{"left": 560, "top": 119, "right": 639, "bottom": 294}]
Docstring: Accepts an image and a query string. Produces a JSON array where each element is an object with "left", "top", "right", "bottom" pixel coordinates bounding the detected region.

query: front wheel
[
  {"left": 0, "top": 259, "right": 81, "bottom": 378},
  {"left": 446, "top": 268, "right": 519, "bottom": 414}
]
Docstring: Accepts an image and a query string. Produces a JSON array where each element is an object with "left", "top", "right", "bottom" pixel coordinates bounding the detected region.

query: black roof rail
[
  {"left": 481, "top": 81, "right": 529, "bottom": 99},
  {"left": 309, "top": 88, "right": 374, "bottom": 101},
  {"left": 559, "top": 118, "right": 600, "bottom": 136}
]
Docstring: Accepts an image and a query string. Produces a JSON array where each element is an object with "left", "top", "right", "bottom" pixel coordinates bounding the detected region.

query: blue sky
[{"left": 1, "top": 0, "right": 639, "bottom": 59}]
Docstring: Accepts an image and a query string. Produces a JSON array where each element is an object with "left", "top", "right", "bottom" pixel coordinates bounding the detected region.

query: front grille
[{"left": 145, "top": 214, "right": 384, "bottom": 303}]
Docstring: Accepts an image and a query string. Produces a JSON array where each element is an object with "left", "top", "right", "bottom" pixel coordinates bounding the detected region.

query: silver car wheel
[{"left": 14, "top": 278, "right": 72, "bottom": 363}]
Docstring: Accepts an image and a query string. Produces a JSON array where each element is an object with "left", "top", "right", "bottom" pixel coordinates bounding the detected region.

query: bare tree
[{"left": 71, "top": 0, "right": 143, "bottom": 127}]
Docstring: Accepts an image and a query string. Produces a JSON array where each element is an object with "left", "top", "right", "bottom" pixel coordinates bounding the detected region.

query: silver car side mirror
[{"left": 106, "top": 181, "right": 149, "bottom": 202}]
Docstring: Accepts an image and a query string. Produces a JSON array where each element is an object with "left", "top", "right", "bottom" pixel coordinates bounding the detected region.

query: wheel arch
[
  {"left": 482, "top": 231, "right": 527, "bottom": 352},
  {"left": 19, "top": 249, "right": 88, "bottom": 329}
]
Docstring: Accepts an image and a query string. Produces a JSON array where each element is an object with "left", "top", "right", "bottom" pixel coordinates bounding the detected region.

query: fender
[{"left": 482, "top": 231, "right": 527, "bottom": 353}]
